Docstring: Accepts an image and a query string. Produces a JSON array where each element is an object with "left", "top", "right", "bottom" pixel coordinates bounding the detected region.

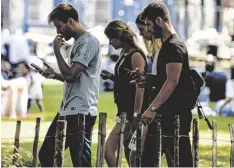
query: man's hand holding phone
[
  {"left": 127, "top": 68, "right": 146, "bottom": 88},
  {"left": 39, "top": 59, "right": 56, "bottom": 79},
  {"left": 44, "top": 67, "right": 56, "bottom": 79},
  {"left": 31, "top": 61, "right": 56, "bottom": 79}
]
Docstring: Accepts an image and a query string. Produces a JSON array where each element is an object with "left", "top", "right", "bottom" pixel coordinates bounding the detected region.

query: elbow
[
  {"left": 64, "top": 75, "right": 76, "bottom": 83},
  {"left": 172, "top": 80, "right": 179, "bottom": 87},
  {"left": 168, "top": 79, "right": 179, "bottom": 88},
  {"left": 174, "top": 79, "right": 179, "bottom": 86}
]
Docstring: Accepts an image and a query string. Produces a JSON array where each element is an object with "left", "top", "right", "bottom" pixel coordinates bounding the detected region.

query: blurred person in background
[
  {"left": 100, "top": 54, "right": 117, "bottom": 91},
  {"left": 1, "top": 56, "right": 12, "bottom": 80},
  {"left": 1, "top": 62, "right": 30, "bottom": 119},
  {"left": 38, "top": 4, "right": 101, "bottom": 167},
  {"left": 26, "top": 44, "right": 45, "bottom": 113},
  {"left": 214, "top": 62, "right": 234, "bottom": 116},
  {"left": 23, "top": 62, "right": 45, "bottom": 113},
  {"left": 204, "top": 61, "right": 227, "bottom": 102},
  {"left": 2, "top": 29, "right": 31, "bottom": 78},
  {"left": 101, "top": 19, "right": 149, "bottom": 167}
]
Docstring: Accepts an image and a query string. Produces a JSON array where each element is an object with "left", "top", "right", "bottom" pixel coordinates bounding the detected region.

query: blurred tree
[
  {"left": 201, "top": 0, "right": 205, "bottom": 30},
  {"left": 216, "top": 0, "right": 222, "bottom": 32},
  {"left": 184, "top": 0, "right": 189, "bottom": 39}
]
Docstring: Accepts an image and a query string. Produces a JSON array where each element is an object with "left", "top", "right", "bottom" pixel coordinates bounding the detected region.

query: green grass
[
  {"left": 2, "top": 84, "right": 233, "bottom": 132},
  {"left": 1, "top": 141, "right": 231, "bottom": 167}
]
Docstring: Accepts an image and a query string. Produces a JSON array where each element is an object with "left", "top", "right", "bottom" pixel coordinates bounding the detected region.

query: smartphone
[
  {"left": 124, "top": 68, "right": 132, "bottom": 74},
  {"left": 40, "top": 58, "right": 51, "bottom": 68},
  {"left": 31, "top": 63, "right": 47, "bottom": 74}
]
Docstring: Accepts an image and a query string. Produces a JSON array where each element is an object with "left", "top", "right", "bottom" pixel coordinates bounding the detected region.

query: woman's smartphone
[{"left": 124, "top": 68, "right": 132, "bottom": 74}]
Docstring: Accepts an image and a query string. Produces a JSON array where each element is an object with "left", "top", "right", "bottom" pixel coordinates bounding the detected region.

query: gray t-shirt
[{"left": 58, "top": 32, "right": 101, "bottom": 116}]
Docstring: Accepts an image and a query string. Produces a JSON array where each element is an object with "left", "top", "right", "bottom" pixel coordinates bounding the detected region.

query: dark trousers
[
  {"left": 38, "top": 113, "right": 96, "bottom": 167},
  {"left": 142, "top": 111, "right": 193, "bottom": 167},
  {"left": 27, "top": 99, "right": 44, "bottom": 112}
]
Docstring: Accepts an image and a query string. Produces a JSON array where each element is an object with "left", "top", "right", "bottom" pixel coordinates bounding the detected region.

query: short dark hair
[
  {"left": 48, "top": 3, "right": 79, "bottom": 24},
  {"left": 135, "top": 13, "right": 146, "bottom": 25},
  {"left": 142, "top": 1, "right": 170, "bottom": 22}
]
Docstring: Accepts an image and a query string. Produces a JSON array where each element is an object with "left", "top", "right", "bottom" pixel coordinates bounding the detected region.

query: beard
[
  {"left": 63, "top": 28, "right": 73, "bottom": 41},
  {"left": 64, "top": 32, "right": 72, "bottom": 41},
  {"left": 64, "top": 35, "right": 71, "bottom": 41},
  {"left": 152, "top": 23, "right": 163, "bottom": 39},
  {"left": 112, "top": 45, "right": 120, "bottom": 50}
]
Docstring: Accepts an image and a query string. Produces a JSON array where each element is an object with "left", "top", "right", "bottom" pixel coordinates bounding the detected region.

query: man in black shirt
[{"left": 133, "top": 2, "right": 193, "bottom": 167}]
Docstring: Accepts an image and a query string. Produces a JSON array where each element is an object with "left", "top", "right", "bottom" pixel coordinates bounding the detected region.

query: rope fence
[
  {"left": 1, "top": 133, "right": 232, "bottom": 142},
  {"left": 1, "top": 112, "right": 234, "bottom": 167}
]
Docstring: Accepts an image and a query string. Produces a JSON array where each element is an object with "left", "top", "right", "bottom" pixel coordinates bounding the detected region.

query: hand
[
  {"left": 142, "top": 109, "right": 156, "bottom": 126},
  {"left": 129, "top": 68, "right": 146, "bottom": 87},
  {"left": 101, "top": 70, "right": 113, "bottom": 80},
  {"left": 39, "top": 67, "right": 56, "bottom": 79},
  {"left": 53, "top": 35, "right": 65, "bottom": 54}
]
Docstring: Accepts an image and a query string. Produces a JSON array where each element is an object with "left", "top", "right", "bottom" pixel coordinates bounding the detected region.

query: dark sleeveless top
[{"left": 114, "top": 49, "right": 149, "bottom": 122}]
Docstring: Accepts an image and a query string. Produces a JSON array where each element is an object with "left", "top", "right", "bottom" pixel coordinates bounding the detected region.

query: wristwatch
[{"left": 148, "top": 104, "right": 157, "bottom": 113}]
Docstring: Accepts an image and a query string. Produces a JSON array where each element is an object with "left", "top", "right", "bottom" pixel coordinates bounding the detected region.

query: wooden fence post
[
  {"left": 12, "top": 120, "right": 21, "bottom": 165},
  {"left": 155, "top": 114, "right": 162, "bottom": 167},
  {"left": 136, "top": 113, "right": 142, "bottom": 167},
  {"left": 32, "top": 117, "right": 41, "bottom": 167},
  {"left": 77, "top": 114, "right": 85, "bottom": 167},
  {"left": 116, "top": 112, "right": 127, "bottom": 167},
  {"left": 53, "top": 120, "right": 67, "bottom": 167},
  {"left": 212, "top": 120, "right": 217, "bottom": 168},
  {"left": 192, "top": 118, "right": 199, "bottom": 167},
  {"left": 96, "top": 112, "right": 107, "bottom": 167},
  {"left": 229, "top": 123, "right": 234, "bottom": 167},
  {"left": 174, "top": 115, "right": 180, "bottom": 167}
]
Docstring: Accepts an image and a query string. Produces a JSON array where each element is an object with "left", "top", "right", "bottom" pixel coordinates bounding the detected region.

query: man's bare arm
[
  {"left": 151, "top": 63, "right": 182, "bottom": 109},
  {"left": 54, "top": 50, "right": 85, "bottom": 83}
]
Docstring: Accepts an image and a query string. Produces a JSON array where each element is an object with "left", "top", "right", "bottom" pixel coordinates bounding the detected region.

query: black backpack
[
  {"left": 189, "top": 69, "right": 204, "bottom": 109},
  {"left": 189, "top": 69, "right": 213, "bottom": 130}
]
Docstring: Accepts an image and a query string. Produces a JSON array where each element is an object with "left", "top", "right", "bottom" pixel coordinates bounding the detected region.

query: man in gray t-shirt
[
  {"left": 38, "top": 4, "right": 101, "bottom": 167},
  {"left": 59, "top": 32, "right": 101, "bottom": 117}
]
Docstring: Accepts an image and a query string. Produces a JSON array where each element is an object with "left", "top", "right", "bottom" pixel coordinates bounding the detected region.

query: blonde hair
[
  {"left": 104, "top": 20, "right": 136, "bottom": 45},
  {"left": 135, "top": 13, "right": 162, "bottom": 56},
  {"left": 143, "top": 38, "right": 162, "bottom": 56}
]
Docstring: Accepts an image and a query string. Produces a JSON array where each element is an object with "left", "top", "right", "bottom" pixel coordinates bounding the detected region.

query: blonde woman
[
  {"left": 136, "top": 13, "right": 162, "bottom": 75},
  {"left": 101, "top": 20, "right": 149, "bottom": 167},
  {"left": 127, "top": 13, "right": 163, "bottom": 167}
]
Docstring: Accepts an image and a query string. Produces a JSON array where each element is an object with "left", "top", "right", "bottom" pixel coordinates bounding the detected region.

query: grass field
[
  {"left": 2, "top": 84, "right": 233, "bottom": 132},
  {"left": 1, "top": 141, "right": 231, "bottom": 167},
  {"left": 1, "top": 83, "right": 233, "bottom": 167}
]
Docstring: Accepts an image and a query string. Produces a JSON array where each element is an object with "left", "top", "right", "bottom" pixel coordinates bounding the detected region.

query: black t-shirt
[
  {"left": 231, "top": 65, "right": 234, "bottom": 80},
  {"left": 156, "top": 34, "right": 191, "bottom": 114}
]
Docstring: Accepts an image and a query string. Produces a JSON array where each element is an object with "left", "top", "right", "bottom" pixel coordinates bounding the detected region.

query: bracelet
[
  {"left": 148, "top": 104, "right": 157, "bottom": 113},
  {"left": 133, "top": 112, "right": 139, "bottom": 117}
]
